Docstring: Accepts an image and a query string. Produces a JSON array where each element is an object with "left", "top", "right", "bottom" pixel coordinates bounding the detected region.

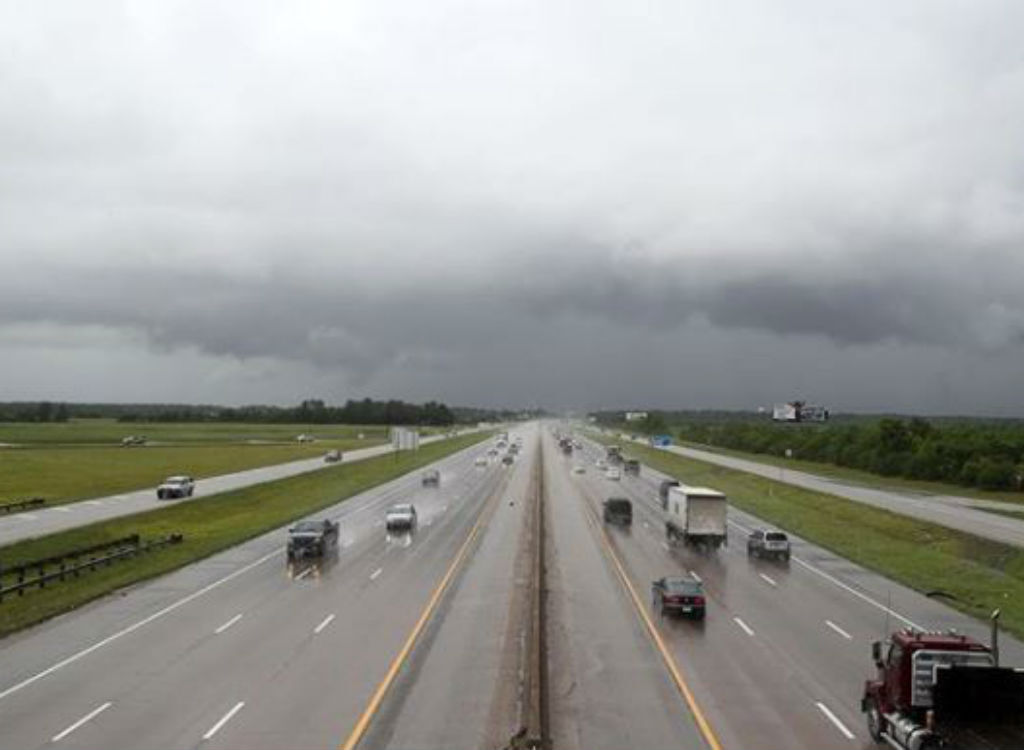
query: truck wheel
[{"left": 865, "top": 700, "right": 884, "bottom": 743}]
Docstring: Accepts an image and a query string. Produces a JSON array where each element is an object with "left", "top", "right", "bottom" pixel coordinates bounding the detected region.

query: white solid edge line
[
  {"left": 759, "top": 573, "right": 777, "bottom": 587},
  {"left": 826, "top": 620, "right": 853, "bottom": 640},
  {"left": 727, "top": 519, "right": 922, "bottom": 630},
  {"left": 214, "top": 614, "right": 243, "bottom": 634},
  {"left": 51, "top": 701, "right": 112, "bottom": 742},
  {"left": 202, "top": 701, "right": 245, "bottom": 740},
  {"left": 314, "top": 614, "right": 336, "bottom": 634},
  {"left": 294, "top": 566, "right": 313, "bottom": 581},
  {"left": 55, "top": 506, "right": 72, "bottom": 513},
  {"left": 370, "top": 567, "right": 383, "bottom": 581},
  {"left": 816, "top": 701, "right": 856, "bottom": 740},
  {"left": 20, "top": 514, "right": 38, "bottom": 521},
  {"left": 0, "top": 548, "right": 279, "bottom": 703},
  {"left": 733, "top": 616, "right": 755, "bottom": 636},
  {"left": 688, "top": 570, "right": 701, "bottom": 582}
]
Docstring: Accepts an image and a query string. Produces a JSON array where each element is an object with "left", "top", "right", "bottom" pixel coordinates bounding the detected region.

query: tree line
[{"left": 670, "top": 417, "right": 1024, "bottom": 491}]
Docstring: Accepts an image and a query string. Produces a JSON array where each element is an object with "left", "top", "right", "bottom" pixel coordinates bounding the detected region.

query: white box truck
[{"left": 665, "top": 485, "right": 728, "bottom": 550}]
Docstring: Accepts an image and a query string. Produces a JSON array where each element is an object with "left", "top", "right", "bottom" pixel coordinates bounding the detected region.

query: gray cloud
[{"left": 2, "top": 1, "right": 1024, "bottom": 412}]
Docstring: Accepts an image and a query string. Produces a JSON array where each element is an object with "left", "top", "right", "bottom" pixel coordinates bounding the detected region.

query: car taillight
[{"left": 691, "top": 596, "right": 705, "bottom": 606}]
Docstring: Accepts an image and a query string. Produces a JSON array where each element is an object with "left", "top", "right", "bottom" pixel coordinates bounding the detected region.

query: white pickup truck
[
  {"left": 156, "top": 475, "right": 195, "bottom": 500},
  {"left": 665, "top": 485, "right": 727, "bottom": 551}
]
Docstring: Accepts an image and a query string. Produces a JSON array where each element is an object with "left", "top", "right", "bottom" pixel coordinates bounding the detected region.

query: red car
[{"left": 652, "top": 575, "right": 706, "bottom": 619}]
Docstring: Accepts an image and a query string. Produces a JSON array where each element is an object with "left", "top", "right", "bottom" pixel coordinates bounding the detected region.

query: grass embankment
[
  {"left": 0, "top": 439, "right": 386, "bottom": 506},
  {"left": 599, "top": 436, "right": 1024, "bottom": 639},
  {"left": 676, "top": 439, "right": 1024, "bottom": 505},
  {"left": 0, "top": 419, "right": 389, "bottom": 445},
  {"left": 0, "top": 432, "right": 489, "bottom": 638}
]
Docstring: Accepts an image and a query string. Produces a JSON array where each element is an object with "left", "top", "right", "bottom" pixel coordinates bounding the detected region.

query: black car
[
  {"left": 658, "top": 479, "right": 681, "bottom": 509},
  {"left": 602, "top": 497, "right": 633, "bottom": 526},
  {"left": 502, "top": 454, "right": 514, "bottom": 465},
  {"left": 747, "top": 529, "right": 791, "bottom": 560},
  {"left": 652, "top": 575, "right": 706, "bottom": 619}
]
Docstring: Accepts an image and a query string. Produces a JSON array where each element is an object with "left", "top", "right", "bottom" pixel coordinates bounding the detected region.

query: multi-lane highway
[
  {"left": 606, "top": 432, "right": 1024, "bottom": 549},
  {"left": 0, "top": 433, "right": 464, "bottom": 548},
  {"left": 0, "top": 423, "right": 1020, "bottom": 749}
]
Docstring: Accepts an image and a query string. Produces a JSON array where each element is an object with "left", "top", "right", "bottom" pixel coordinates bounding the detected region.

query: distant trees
[
  {"left": 0, "top": 401, "right": 71, "bottom": 422},
  {"left": 595, "top": 412, "right": 1024, "bottom": 493}
]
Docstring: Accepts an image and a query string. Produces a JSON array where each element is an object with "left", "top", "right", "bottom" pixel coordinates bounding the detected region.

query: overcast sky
[{"left": 2, "top": 1, "right": 1024, "bottom": 414}]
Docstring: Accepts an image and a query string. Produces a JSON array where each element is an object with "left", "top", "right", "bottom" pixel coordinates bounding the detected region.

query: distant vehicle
[
  {"left": 121, "top": 435, "right": 147, "bottom": 446},
  {"left": 422, "top": 469, "right": 440, "bottom": 487},
  {"left": 502, "top": 454, "right": 514, "bottom": 466},
  {"left": 156, "top": 476, "right": 194, "bottom": 500},
  {"left": 606, "top": 446, "right": 623, "bottom": 464},
  {"left": 658, "top": 479, "right": 681, "bottom": 509},
  {"left": 665, "top": 485, "right": 727, "bottom": 550},
  {"left": 324, "top": 449, "right": 342, "bottom": 463},
  {"left": 623, "top": 459, "right": 640, "bottom": 476},
  {"left": 572, "top": 465, "right": 586, "bottom": 475},
  {"left": 602, "top": 497, "right": 633, "bottom": 526},
  {"left": 605, "top": 467, "right": 621, "bottom": 481},
  {"left": 287, "top": 519, "right": 339, "bottom": 562},
  {"left": 385, "top": 503, "right": 417, "bottom": 532},
  {"left": 652, "top": 575, "right": 705, "bottom": 619},
  {"left": 862, "top": 612, "right": 1024, "bottom": 750},
  {"left": 747, "top": 529, "right": 790, "bottom": 560},
  {"left": 488, "top": 448, "right": 499, "bottom": 457},
  {"left": 296, "top": 434, "right": 316, "bottom": 443},
  {"left": 596, "top": 459, "right": 607, "bottom": 469},
  {"left": 651, "top": 435, "right": 672, "bottom": 447},
  {"left": 560, "top": 438, "right": 573, "bottom": 456},
  {"left": 475, "top": 456, "right": 489, "bottom": 467}
]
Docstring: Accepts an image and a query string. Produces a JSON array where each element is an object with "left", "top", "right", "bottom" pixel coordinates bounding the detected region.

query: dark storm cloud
[{"left": 3, "top": 0, "right": 1024, "bottom": 411}]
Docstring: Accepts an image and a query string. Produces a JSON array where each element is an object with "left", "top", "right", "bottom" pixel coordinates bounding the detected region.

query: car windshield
[{"left": 766, "top": 533, "right": 788, "bottom": 542}]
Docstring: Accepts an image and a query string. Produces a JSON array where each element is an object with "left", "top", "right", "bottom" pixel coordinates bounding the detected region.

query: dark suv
[
  {"left": 652, "top": 575, "right": 706, "bottom": 619},
  {"left": 602, "top": 497, "right": 633, "bottom": 526},
  {"left": 747, "top": 529, "right": 791, "bottom": 561}
]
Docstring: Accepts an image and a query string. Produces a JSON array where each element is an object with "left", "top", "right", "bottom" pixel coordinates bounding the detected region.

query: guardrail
[
  {"left": 0, "top": 533, "right": 184, "bottom": 603},
  {"left": 0, "top": 497, "right": 46, "bottom": 514}
]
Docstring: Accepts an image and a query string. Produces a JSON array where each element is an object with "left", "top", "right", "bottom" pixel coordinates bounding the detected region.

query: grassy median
[
  {"left": 0, "top": 431, "right": 489, "bottom": 638},
  {"left": 0, "top": 439, "right": 385, "bottom": 507},
  {"left": 597, "top": 437, "right": 1024, "bottom": 639}
]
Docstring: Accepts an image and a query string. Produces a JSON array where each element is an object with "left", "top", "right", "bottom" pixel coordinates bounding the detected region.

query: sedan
[{"left": 652, "top": 576, "right": 706, "bottom": 619}]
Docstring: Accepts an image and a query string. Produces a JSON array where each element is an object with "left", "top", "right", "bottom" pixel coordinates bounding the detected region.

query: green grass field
[
  {"left": 0, "top": 419, "right": 391, "bottom": 445},
  {"left": 597, "top": 437, "right": 1024, "bottom": 639},
  {"left": 0, "top": 431, "right": 489, "bottom": 638},
  {"left": 675, "top": 439, "right": 1024, "bottom": 505},
  {"left": 0, "top": 438, "right": 386, "bottom": 506}
]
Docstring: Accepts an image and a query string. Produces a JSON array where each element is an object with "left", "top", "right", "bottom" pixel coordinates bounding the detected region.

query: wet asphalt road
[{"left": 0, "top": 424, "right": 1019, "bottom": 749}]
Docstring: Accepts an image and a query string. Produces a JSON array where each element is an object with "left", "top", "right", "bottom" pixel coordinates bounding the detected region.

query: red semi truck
[{"left": 862, "top": 611, "right": 1024, "bottom": 749}]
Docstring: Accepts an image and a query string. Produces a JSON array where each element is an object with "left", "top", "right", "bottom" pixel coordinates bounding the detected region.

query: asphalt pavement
[
  {"left": 606, "top": 432, "right": 1024, "bottom": 549},
  {"left": 2, "top": 425, "right": 1022, "bottom": 749}
]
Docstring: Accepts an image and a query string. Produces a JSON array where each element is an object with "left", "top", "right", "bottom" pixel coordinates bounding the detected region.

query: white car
[
  {"left": 385, "top": 503, "right": 418, "bottom": 532},
  {"left": 605, "top": 468, "right": 621, "bottom": 481},
  {"left": 296, "top": 434, "right": 316, "bottom": 443},
  {"left": 157, "top": 475, "right": 195, "bottom": 499},
  {"left": 324, "top": 450, "right": 342, "bottom": 463},
  {"left": 572, "top": 465, "right": 586, "bottom": 475}
]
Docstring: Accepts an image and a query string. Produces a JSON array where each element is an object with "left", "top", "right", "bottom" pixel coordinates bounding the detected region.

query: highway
[
  {"left": 0, "top": 424, "right": 1021, "bottom": 749},
  {"left": 610, "top": 432, "right": 1024, "bottom": 549},
  {"left": 0, "top": 433, "right": 464, "bottom": 548}
]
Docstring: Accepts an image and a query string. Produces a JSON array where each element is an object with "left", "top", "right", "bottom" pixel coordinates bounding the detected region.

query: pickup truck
[
  {"left": 156, "top": 476, "right": 195, "bottom": 500},
  {"left": 287, "top": 519, "right": 339, "bottom": 562}
]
